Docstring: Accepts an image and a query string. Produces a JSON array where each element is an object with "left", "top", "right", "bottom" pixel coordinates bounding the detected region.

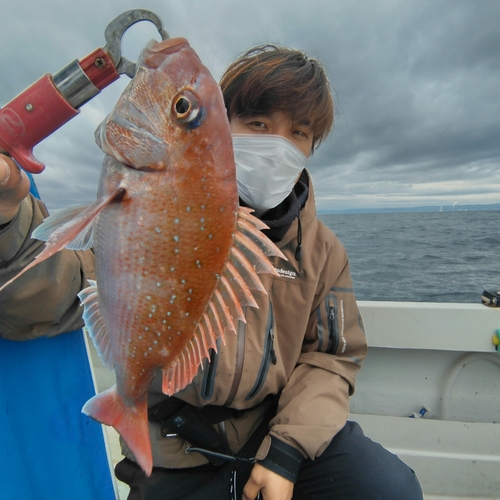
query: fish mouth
[
  {"left": 145, "top": 37, "right": 190, "bottom": 57},
  {"left": 143, "top": 37, "right": 191, "bottom": 67}
]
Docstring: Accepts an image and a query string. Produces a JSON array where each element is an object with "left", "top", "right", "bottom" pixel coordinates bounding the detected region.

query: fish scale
[{"left": 0, "top": 37, "right": 286, "bottom": 476}]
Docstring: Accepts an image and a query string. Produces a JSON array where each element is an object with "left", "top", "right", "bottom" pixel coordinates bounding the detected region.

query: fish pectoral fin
[
  {"left": 78, "top": 280, "right": 113, "bottom": 370},
  {"left": 33, "top": 188, "right": 125, "bottom": 249},
  {"left": 0, "top": 189, "right": 122, "bottom": 294},
  {"left": 32, "top": 204, "right": 95, "bottom": 250},
  {"left": 82, "top": 387, "right": 152, "bottom": 476}
]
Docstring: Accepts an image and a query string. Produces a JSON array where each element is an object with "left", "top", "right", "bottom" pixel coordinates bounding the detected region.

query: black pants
[{"left": 115, "top": 421, "right": 423, "bottom": 500}]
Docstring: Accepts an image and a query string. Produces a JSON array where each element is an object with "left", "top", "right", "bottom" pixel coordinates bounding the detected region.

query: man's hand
[
  {"left": 242, "top": 464, "right": 294, "bottom": 500},
  {"left": 0, "top": 153, "right": 31, "bottom": 225}
]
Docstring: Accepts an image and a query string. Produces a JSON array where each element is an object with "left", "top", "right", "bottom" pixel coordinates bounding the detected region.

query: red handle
[
  {"left": 0, "top": 49, "right": 119, "bottom": 173},
  {"left": 0, "top": 75, "right": 78, "bottom": 173}
]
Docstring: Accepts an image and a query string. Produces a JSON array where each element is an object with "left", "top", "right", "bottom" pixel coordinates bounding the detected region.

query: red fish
[{"left": 0, "top": 38, "right": 284, "bottom": 475}]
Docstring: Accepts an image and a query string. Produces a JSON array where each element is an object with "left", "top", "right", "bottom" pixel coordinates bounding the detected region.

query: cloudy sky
[{"left": 1, "top": 0, "right": 499, "bottom": 212}]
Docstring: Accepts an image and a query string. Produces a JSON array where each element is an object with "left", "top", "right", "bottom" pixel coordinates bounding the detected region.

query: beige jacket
[
  {"left": 0, "top": 176, "right": 367, "bottom": 473},
  {"left": 0, "top": 195, "right": 93, "bottom": 339}
]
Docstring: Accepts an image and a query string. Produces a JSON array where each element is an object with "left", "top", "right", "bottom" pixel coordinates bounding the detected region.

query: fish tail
[{"left": 82, "top": 385, "right": 152, "bottom": 476}]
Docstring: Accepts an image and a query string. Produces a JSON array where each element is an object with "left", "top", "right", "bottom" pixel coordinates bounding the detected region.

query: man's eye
[
  {"left": 294, "top": 130, "right": 309, "bottom": 138},
  {"left": 249, "top": 121, "right": 267, "bottom": 128}
]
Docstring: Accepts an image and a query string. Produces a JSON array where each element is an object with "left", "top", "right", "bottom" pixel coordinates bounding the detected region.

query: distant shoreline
[{"left": 318, "top": 203, "right": 500, "bottom": 215}]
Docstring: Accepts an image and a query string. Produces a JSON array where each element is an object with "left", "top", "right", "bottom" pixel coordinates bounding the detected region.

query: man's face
[{"left": 229, "top": 110, "right": 313, "bottom": 158}]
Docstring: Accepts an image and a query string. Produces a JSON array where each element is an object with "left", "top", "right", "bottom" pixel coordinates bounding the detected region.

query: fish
[{"left": 0, "top": 37, "right": 285, "bottom": 475}]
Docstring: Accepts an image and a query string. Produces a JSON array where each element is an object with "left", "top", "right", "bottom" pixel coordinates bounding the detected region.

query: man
[{"left": 0, "top": 44, "right": 422, "bottom": 499}]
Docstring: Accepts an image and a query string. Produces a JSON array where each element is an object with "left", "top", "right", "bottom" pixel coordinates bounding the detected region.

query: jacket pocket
[
  {"left": 200, "top": 338, "right": 221, "bottom": 400},
  {"left": 245, "top": 301, "right": 276, "bottom": 401},
  {"left": 316, "top": 293, "right": 340, "bottom": 354}
]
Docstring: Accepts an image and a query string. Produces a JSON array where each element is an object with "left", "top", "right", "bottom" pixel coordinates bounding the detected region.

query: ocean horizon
[
  {"left": 317, "top": 210, "right": 500, "bottom": 304},
  {"left": 317, "top": 202, "right": 500, "bottom": 215}
]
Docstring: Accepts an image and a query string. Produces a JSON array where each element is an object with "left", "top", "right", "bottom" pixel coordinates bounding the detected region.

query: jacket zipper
[
  {"left": 326, "top": 295, "right": 339, "bottom": 354},
  {"left": 223, "top": 317, "right": 247, "bottom": 407},
  {"left": 245, "top": 301, "right": 276, "bottom": 401}
]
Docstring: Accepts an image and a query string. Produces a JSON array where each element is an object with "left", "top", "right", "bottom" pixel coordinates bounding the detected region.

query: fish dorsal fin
[
  {"left": 78, "top": 280, "right": 114, "bottom": 370},
  {"left": 0, "top": 189, "right": 123, "bottom": 294},
  {"left": 161, "top": 207, "right": 287, "bottom": 396}
]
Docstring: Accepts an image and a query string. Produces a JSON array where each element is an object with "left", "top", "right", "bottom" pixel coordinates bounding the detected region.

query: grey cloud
[{"left": 2, "top": 0, "right": 499, "bottom": 212}]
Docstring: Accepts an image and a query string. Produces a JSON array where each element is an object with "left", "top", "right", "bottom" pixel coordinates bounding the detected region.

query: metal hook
[{"left": 103, "top": 9, "right": 169, "bottom": 78}]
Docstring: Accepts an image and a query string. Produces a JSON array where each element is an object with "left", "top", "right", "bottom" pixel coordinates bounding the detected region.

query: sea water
[{"left": 318, "top": 210, "right": 500, "bottom": 303}]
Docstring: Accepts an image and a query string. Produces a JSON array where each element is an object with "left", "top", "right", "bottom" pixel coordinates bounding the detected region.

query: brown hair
[{"left": 220, "top": 44, "right": 334, "bottom": 150}]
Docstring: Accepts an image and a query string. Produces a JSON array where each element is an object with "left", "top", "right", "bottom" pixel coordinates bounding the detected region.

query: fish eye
[
  {"left": 175, "top": 97, "right": 190, "bottom": 114},
  {"left": 172, "top": 90, "right": 204, "bottom": 128}
]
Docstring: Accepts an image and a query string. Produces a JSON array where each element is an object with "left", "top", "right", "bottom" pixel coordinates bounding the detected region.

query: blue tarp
[
  {"left": 0, "top": 172, "right": 116, "bottom": 499},
  {"left": 0, "top": 331, "right": 116, "bottom": 499}
]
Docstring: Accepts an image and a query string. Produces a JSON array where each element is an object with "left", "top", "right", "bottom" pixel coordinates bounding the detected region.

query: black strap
[
  {"left": 147, "top": 397, "right": 278, "bottom": 467},
  {"left": 148, "top": 398, "right": 241, "bottom": 426}
]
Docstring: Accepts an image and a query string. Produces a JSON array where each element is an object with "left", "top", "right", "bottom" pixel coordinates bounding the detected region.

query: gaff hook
[
  {"left": 103, "top": 9, "right": 170, "bottom": 78},
  {"left": 0, "top": 9, "right": 169, "bottom": 173}
]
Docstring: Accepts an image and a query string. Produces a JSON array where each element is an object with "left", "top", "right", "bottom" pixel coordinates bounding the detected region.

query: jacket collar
[
  {"left": 243, "top": 169, "right": 316, "bottom": 251},
  {"left": 259, "top": 170, "right": 308, "bottom": 243}
]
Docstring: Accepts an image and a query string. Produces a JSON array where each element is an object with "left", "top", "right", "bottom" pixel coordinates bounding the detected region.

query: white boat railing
[{"left": 358, "top": 301, "right": 500, "bottom": 352}]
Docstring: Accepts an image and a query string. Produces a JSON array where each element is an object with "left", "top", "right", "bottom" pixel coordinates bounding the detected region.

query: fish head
[{"left": 95, "top": 37, "right": 232, "bottom": 173}]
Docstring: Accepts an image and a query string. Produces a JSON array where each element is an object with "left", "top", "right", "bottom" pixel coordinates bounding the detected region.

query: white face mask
[{"left": 232, "top": 134, "right": 308, "bottom": 212}]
